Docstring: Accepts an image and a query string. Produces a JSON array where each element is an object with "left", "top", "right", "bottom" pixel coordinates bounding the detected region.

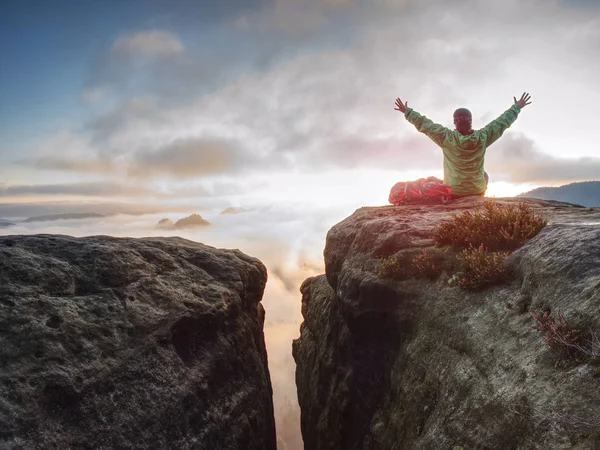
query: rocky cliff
[
  {"left": 293, "top": 198, "right": 600, "bottom": 450},
  {"left": 0, "top": 235, "right": 276, "bottom": 450}
]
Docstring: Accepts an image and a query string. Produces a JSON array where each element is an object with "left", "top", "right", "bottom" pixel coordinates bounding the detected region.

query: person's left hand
[{"left": 394, "top": 97, "right": 408, "bottom": 113}]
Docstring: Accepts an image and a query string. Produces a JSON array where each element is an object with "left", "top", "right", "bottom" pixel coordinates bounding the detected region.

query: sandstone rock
[
  {"left": 0, "top": 235, "right": 276, "bottom": 450},
  {"left": 174, "top": 214, "right": 211, "bottom": 229},
  {"left": 293, "top": 198, "right": 600, "bottom": 450}
]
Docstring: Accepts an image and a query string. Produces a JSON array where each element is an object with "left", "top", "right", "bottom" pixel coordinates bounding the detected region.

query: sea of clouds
[{"left": 1, "top": 199, "right": 368, "bottom": 449}]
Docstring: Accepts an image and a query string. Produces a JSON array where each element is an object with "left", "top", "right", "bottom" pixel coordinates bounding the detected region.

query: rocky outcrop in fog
[
  {"left": 293, "top": 198, "right": 600, "bottom": 450},
  {"left": 0, "top": 235, "right": 276, "bottom": 450},
  {"left": 156, "top": 214, "right": 211, "bottom": 230},
  {"left": 220, "top": 207, "right": 247, "bottom": 215},
  {"left": 174, "top": 214, "right": 211, "bottom": 229},
  {"left": 157, "top": 218, "right": 175, "bottom": 230}
]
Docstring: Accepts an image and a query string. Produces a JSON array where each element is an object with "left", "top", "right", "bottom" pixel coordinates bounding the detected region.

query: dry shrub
[
  {"left": 378, "top": 255, "right": 404, "bottom": 280},
  {"left": 379, "top": 250, "right": 443, "bottom": 281},
  {"left": 434, "top": 200, "right": 547, "bottom": 252},
  {"left": 530, "top": 309, "right": 582, "bottom": 365},
  {"left": 411, "top": 250, "right": 442, "bottom": 280},
  {"left": 455, "top": 244, "right": 510, "bottom": 290}
]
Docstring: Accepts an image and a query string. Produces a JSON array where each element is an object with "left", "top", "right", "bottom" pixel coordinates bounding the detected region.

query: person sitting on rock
[{"left": 394, "top": 92, "right": 532, "bottom": 198}]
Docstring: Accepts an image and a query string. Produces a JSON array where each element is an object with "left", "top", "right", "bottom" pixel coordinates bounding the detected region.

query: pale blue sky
[{"left": 0, "top": 0, "right": 270, "bottom": 153}]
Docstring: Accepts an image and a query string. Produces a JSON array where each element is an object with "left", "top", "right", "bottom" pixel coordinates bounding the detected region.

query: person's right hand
[{"left": 514, "top": 92, "right": 532, "bottom": 108}]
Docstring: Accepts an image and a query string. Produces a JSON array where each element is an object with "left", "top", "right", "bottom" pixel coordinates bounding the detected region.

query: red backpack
[{"left": 388, "top": 177, "right": 452, "bottom": 205}]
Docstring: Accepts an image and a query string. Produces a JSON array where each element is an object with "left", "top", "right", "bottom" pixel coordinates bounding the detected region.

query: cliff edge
[
  {"left": 0, "top": 235, "right": 276, "bottom": 450},
  {"left": 293, "top": 198, "right": 600, "bottom": 450}
]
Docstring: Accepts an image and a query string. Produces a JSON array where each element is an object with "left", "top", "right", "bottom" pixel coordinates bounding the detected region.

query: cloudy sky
[{"left": 1, "top": 0, "right": 599, "bottom": 213}]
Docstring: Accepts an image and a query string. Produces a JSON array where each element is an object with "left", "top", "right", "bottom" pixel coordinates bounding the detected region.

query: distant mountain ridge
[
  {"left": 518, "top": 181, "right": 600, "bottom": 207},
  {"left": 23, "top": 213, "right": 105, "bottom": 223}
]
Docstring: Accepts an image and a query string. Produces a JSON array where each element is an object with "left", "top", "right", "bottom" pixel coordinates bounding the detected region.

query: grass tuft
[
  {"left": 378, "top": 255, "right": 405, "bottom": 280},
  {"left": 379, "top": 250, "right": 445, "bottom": 281},
  {"left": 455, "top": 244, "right": 510, "bottom": 290}
]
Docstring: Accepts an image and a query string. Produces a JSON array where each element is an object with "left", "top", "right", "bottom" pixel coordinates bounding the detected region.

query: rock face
[
  {"left": 293, "top": 198, "right": 600, "bottom": 450},
  {"left": 0, "top": 235, "right": 276, "bottom": 450}
]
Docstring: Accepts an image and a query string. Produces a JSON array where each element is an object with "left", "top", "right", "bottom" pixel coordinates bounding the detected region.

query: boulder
[
  {"left": 293, "top": 198, "right": 600, "bottom": 450},
  {"left": 0, "top": 235, "right": 276, "bottom": 450}
]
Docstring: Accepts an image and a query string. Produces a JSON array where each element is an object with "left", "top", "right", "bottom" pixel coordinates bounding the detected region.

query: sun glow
[{"left": 485, "top": 181, "right": 540, "bottom": 199}]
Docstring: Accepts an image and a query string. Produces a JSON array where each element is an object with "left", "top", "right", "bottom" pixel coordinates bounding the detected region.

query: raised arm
[
  {"left": 482, "top": 92, "right": 532, "bottom": 146},
  {"left": 395, "top": 97, "right": 450, "bottom": 147}
]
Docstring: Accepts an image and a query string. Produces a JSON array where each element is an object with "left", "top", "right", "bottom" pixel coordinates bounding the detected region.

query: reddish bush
[
  {"left": 530, "top": 309, "right": 582, "bottom": 365},
  {"left": 411, "top": 250, "right": 442, "bottom": 279}
]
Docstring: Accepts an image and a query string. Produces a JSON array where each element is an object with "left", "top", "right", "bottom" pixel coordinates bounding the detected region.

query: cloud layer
[
  {"left": 0, "top": 182, "right": 151, "bottom": 197},
  {"left": 487, "top": 133, "right": 600, "bottom": 184},
  {"left": 5, "top": 0, "right": 600, "bottom": 205},
  {"left": 112, "top": 31, "right": 184, "bottom": 57}
]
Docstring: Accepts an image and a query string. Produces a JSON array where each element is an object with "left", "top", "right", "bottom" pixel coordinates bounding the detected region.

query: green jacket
[{"left": 404, "top": 104, "right": 521, "bottom": 196}]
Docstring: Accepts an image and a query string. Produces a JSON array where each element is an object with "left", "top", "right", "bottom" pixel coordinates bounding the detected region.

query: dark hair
[
  {"left": 453, "top": 108, "right": 472, "bottom": 119},
  {"left": 453, "top": 108, "right": 473, "bottom": 135}
]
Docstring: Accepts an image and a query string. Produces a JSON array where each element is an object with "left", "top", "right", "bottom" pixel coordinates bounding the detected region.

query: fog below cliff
[{"left": 0, "top": 201, "right": 363, "bottom": 449}]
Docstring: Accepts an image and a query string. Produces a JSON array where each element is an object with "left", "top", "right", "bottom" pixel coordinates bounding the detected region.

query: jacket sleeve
[
  {"left": 404, "top": 108, "right": 450, "bottom": 147},
  {"left": 482, "top": 104, "right": 521, "bottom": 147}
]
